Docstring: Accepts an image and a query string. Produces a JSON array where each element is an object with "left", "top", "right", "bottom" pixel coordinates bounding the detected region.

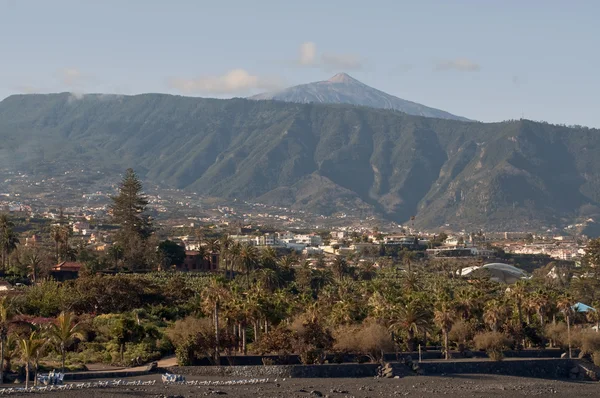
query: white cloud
[
  {"left": 435, "top": 58, "right": 481, "bottom": 72},
  {"left": 295, "top": 42, "right": 364, "bottom": 71},
  {"left": 299, "top": 42, "right": 316, "bottom": 66},
  {"left": 169, "top": 69, "right": 283, "bottom": 95}
]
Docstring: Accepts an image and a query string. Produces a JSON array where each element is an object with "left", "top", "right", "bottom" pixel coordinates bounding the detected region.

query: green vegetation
[
  {"left": 0, "top": 233, "right": 597, "bottom": 374},
  {"left": 1, "top": 94, "right": 600, "bottom": 229}
]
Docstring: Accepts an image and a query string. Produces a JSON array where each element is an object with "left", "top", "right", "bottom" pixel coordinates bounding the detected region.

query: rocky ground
[{"left": 7, "top": 374, "right": 599, "bottom": 397}]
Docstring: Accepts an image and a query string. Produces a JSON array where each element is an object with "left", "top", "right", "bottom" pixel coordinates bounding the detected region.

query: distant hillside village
[{"left": 0, "top": 182, "right": 589, "bottom": 285}]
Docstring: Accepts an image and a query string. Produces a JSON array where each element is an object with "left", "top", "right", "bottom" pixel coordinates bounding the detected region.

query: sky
[{"left": 1, "top": 0, "right": 599, "bottom": 126}]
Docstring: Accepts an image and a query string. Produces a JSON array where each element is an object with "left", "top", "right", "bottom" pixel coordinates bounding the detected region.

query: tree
[
  {"left": 111, "top": 317, "right": 143, "bottom": 363},
  {"left": 390, "top": 295, "right": 432, "bottom": 351},
  {"left": 583, "top": 238, "right": 600, "bottom": 267},
  {"left": 109, "top": 169, "right": 152, "bottom": 269},
  {"left": 434, "top": 299, "right": 455, "bottom": 360},
  {"left": 19, "top": 247, "right": 46, "bottom": 284},
  {"left": 50, "top": 225, "right": 61, "bottom": 262},
  {"left": 157, "top": 240, "right": 186, "bottom": 269},
  {"left": 238, "top": 243, "right": 258, "bottom": 288},
  {"left": 107, "top": 244, "right": 124, "bottom": 269},
  {"left": 0, "top": 298, "right": 11, "bottom": 384},
  {"left": 110, "top": 168, "right": 151, "bottom": 237},
  {"left": 48, "top": 312, "right": 83, "bottom": 372},
  {"left": 331, "top": 256, "right": 349, "bottom": 281},
  {"left": 18, "top": 331, "right": 45, "bottom": 389},
  {"left": 200, "top": 278, "right": 230, "bottom": 362},
  {"left": 557, "top": 294, "right": 574, "bottom": 358},
  {"left": 219, "top": 235, "right": 234, "bottom": 279},
  {"left": 58, "top": 225, "right": 73, "bottom": 262},
  {"left": 507, "top": 281, "right": 528, "bottom": 326},
  {"left": 0, "top": 215, "right": 19, "bottom": 270}
]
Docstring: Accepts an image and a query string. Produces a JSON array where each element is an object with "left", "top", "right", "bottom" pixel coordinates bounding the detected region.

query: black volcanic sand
[{"left": 9, "top": 374, "right": 599, "bottom": 397}]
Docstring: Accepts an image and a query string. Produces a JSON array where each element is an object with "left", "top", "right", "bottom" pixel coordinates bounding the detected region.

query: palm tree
[
  {"left": 238, "top": 243, "right": 258, "bottom": 288},
  {"left": 434, "top": 299, "right": 455, "bottom": 360},
  {"left": 200, "top": 278, "right": 230, "bottom": 363},
  {"left": 50, "top": 225, "right": 62, "bottom": 262},
  {"left": 557, "top": 294, "right": 574, "bottom": 359},
  {"left": 219, "top": 235, "right": 233, "bottom": 279},
  {"left": 227, "top": 242, "right": 241, "bottom": 279},
  {"left": 107, "top": 244, "right": 124, "bottom": 270},
  {"left": 331, "top": 256, "right": 348, "bottom": 281},
  {"left": 48, "top": 312, "right": 83, "bottom": 372},
  {"left": 401, "top": 250, "right": 417, "bottom": 272},
  {"left": 483, "top": 299, "right": 509, "bottom": 332},
  {"left": 507, "top": 281, "right": 528, "bottom": 326},
  {"left": 454, "top": 287, "right": 482, "bottom": 320},
  {"left": 18, "top": 331, "right": 45, "bottom": 389},
  {"left": 0, "top": 298, "right": 11, "bottom": 384},
  {"left": 0, "top": 214, "right": 15, "bottom": 270},
  {"left": 22, "top": 248, "right": 44, "bottom": 284},
  {"left": 390, "top": 295, "right": 432, "bottom": 351},
  {"left": 532, "top": 289, "right": 550, "bottom": 327},
  {"left": 2, "top": 335, "right": 17, "bottom": 380},
  {"left": 58, "top": 226, "right": 73, "bottom": 262}
]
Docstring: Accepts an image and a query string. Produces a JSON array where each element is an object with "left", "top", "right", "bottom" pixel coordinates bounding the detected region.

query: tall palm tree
[
  {"left": 239, "top": 243, "right": 258, "bottom": 288},
  {"left": 50, "top": 225, "right": 62, "bottom": 262},
  {"left": 200, "top": 278, "right": 230, "bottom": 363},
  {"left": 18, "top": 331, "right": 45, "bottom": 389},
  {"left": 48, "top": 312, "right": 83, "bottom": 372},
  {"left": 0, "top": 215, "right": 13, "bottom": 270},
  {"left": 58, "top": 226, "right": 73, "bottom": 262},
  {"left": 434, "top": 299, "right": 456, "bottom": 360},
  {"left": 532, "top": 289, "right": 550, "bottom": 327},
  {"left": 219, "top": 235, "right": 233, "bottom": 279},
  {"left": 507, "top": 281, "right": 528, "bottom": 326},
  {"left": 227, "top": 242, "right": 241, "bottom": 280},
  {"left": 0, "top": 298, "right": 11, "bottom": 384},
  {"left": 557, "top": 294, "right": 574, "bottom": 358}
]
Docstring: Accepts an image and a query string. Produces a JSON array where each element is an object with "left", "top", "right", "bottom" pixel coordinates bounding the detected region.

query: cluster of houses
[{"left": 502, "top": 241, "right": 584, "bottom": 261}]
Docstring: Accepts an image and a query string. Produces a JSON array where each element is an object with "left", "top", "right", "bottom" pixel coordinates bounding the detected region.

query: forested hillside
[{"left": 1, "top": 92, "right": 599, "bottom": 230}]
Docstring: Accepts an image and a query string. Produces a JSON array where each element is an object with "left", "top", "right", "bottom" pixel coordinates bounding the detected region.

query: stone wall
[
  {"left": 166, "top": 364, "right": 380, "bottom": 378},
  {"left": 167, "top": 359, "right": 577, "bottom": 380},
  {"left": 419, "top": 359, "right": 574, "bottom": 379}
]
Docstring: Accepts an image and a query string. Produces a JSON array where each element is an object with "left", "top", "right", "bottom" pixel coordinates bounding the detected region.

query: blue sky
[{"left": 1, "top": 0, "right": 599, "bottom": 126}]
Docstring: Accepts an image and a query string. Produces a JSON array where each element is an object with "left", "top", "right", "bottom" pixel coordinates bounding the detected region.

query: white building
[{"left": 294, "top": 234, "right": 322, "bottom": 246}]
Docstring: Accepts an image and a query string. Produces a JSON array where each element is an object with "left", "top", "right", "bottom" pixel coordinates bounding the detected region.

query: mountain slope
[
  {"left": 0, "top": 92, "right": 599, "bottom": 230},
  {"left": 250, "top": 73, "right": 470, "bottom": 121}
]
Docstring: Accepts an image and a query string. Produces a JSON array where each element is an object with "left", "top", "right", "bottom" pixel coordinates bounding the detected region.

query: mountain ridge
[
  {"left": 250, "top": 73, "right": 470, "bottom": 121},
  {"left": 1, "top": 92, "right": 599, "bottom": 230}
]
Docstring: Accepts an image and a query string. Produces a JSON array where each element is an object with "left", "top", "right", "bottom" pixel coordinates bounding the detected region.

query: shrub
[
  {"left": 449, "top": 320, "right": 475, "bottom": 351},
  {"left": 253, "top": 327, "right": 295, "bottom": 356},
  {"left": 545, "top": 322, "right": 568, "bottom": 348},
  {"left": 474, "top": 332, "right": 513, "bottom": 361},
  {"left": 290, "top": 316, "right": 333, "bottom": 364},
  {"left": 578, "top": 330, "right": 600, "bottom": 356},
  {"left": 333, "top": 323, "right": 394, "bottom": 362},
  {"left": 166, "top": 316, "right": 234, "bottom": 365}
]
